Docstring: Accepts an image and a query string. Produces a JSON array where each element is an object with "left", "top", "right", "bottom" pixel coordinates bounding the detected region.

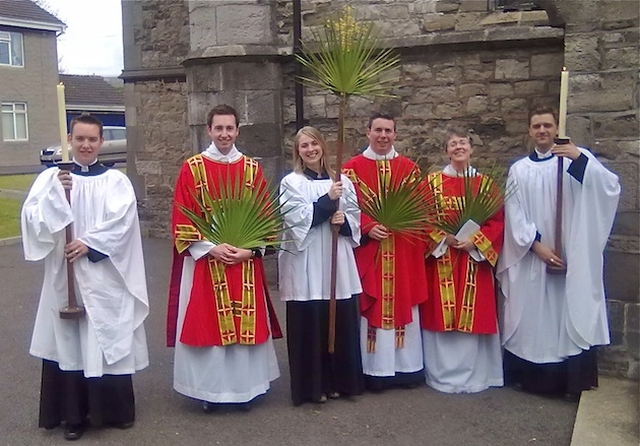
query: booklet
[{"left": 455, "top": 219, "right": 480, "bottom": 242}]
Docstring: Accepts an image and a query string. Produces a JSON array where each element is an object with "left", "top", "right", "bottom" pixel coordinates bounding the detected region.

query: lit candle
[
  {"left": 557, "top": 67, "right": 569, "bottom": 138},
  {"left": 56, "top": 83, "right": 69, "bottom": 162}
]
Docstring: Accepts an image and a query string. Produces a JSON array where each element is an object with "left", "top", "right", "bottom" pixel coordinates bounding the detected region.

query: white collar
[
  {"left": 534, "top": 147, "right": 553, "bottom": 159},
  {"left": 443, "top": 164, "right": 477, "bottom": 177},
  {"left": 362, "top": 146, "right": 398, "bottom": 160},
  {"left": 202, "top": 142, "right": 243, "bottom": 163}
]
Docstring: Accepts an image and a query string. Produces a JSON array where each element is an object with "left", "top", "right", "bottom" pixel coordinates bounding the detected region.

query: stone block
[
  {"left": 571, "top": 72, "right": 636, "bottom": 113},
  {"left": 360, "top": 4, "right": 411, "bottom": 21},
  {"left": 604, "top": 251, "right": 640, "bottom": 303},
  {"left": 216, "top": 4, "right": 273, "bottom": 45},
  {"left": 513, "top": 80, "right": 546, "bottom": 96},
  {"left": 303, "top": 95, "right": 326, "bottom": 119},
  {"left": 603, "top": 47, "right": 640, "bottom": 70},
  {"left": 434, "top": 101, "right": 465, "bottom": 119},
  {"left": 466, "top": 95, "right": 488, "bottom": 114},
  {"left": 218, "top": 62, "right": 282, "bottom": 91},
  {"left": 518, "top": 10, "right": 550, "bottom": 26},
  {"left": 566, "top": 115, "right": 592, "bottom": 149},
  {"left": 411, "top": 86, "right": 457, "bottom": 104},
  {"left": 500, "top": 97, "right": 528, "bottom": 114},
  {"left": 459, "top": 0, "right": 489, "bottom": 13},
  {"left": 189, "top": 2, "right": 218, "bottom": 49},
  {"left": 607, "top": 299, "right": 626, "bottom": 345},
  {"left": 435, "top": 66, "right": 463, "bottom": 84},
  {"left": 479, "top": 11, "right": 521, "bottom": 26},
  {"left": 436, "top": 0, "right": 460, "bottom": 13},
  {"left": 237, "top": 123, "right": 282, "bottom": 158},
  {"left": 593, "top": 113, "right": 639, "bottom": 140},
  {"left": 495, "top": 59, "right": 530, "bottom": 80},
  {"left": 422, "top": 14, "right": 456, "bottom": 32},
  {"left": 565, "top": 35, "right": 601, "bottom": 71},
  {"left": 628, "top": 303, "right": 640, "bottom": 334},
  {"left": 488, "top": 82, "right": 514, "bottom": 99},
  {"left": 530, "top": 53, "right": 564, "bottom": 78},
  {"left": 612, "top": 211, "right": 640, "bottom": 237},
  {"left": 403, "top": 63, "right": 433, "bottom": 86},
  {"left": 458, "top": 83, "right": 486, "bottom": 97},
  {"left": 464, "top": 64, "right": 495, "bottom": 82},
  {"left": 187, "top": 65, "right": 223, "bottom": 93},
  {"left": 238, "top": 90, "right": 282, "bottom": 126},
  {"left": 455, "top": 12, "right": 487, "bottom": 31}
]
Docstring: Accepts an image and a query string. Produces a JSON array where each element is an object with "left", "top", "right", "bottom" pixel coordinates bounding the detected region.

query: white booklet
[{"left": 454, "top": 219, "right": 480, "bottom": 242}]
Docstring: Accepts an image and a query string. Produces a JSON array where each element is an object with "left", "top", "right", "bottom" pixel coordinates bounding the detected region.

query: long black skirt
[
  {"left": 503, "top": 348, "right": 598, "bottom": 396},
  {"left": 38, "top": 359, "right": 135, "bottom": 429},
  {"left": 286, "top": 298, "right": 364, "bottom": 405}
]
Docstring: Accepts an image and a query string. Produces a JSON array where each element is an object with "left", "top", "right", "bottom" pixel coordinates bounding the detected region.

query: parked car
[{"left": 39, "top": 126, "right": 127, "bottom": 167}]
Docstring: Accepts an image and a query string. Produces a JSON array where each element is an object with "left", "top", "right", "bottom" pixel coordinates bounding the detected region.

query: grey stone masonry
[{"left": 122, "top": 0, "right": 640, "bottom": 379}]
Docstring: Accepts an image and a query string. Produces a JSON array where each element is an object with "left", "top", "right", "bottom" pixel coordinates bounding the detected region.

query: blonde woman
[{"left": 278, "top": 126, "right": 363, "bottom": 405}]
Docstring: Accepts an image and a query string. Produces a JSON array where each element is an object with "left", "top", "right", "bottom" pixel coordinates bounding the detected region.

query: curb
[{"left": 0, "top": 236, "right": 21, "bottom": 246}]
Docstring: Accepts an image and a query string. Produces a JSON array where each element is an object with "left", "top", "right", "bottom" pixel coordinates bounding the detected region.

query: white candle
[
  {"left": 558, "top": 67, "right": 569, "bottom": 138},
  {"left": 56, "top": 83, "right": 69, "bottom": 162}
]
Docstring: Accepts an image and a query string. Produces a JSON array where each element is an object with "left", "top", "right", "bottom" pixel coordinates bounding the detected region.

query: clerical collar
[
  {"left": 362, "top": 146, "right": 398, "bottom": 160},
  {"left": 202, "top": 142, "right": 243, "bottom": 163},
  {"left": 68, "top": 159, "right": 108, "bottom": 176},
  {"left": 303, "top": 167, "right": 330, "bottom": 180},
  {"left": 529, "top": 148, "right": 554, "bottom": 162},
  {"left": 442, "top": 164, "right": 477, "bottom": 177}
]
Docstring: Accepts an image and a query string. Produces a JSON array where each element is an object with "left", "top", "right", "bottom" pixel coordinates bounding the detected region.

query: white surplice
[
  {"left": 278, "top": 171, "right": 362, "bottom": 302},
  {"left": 21, "top": 167, "right": 149, "bottom": 378},
  {"left": 497, "top": 148, "right": 620, "bottom": 364},
  {"left": 172, "top": 143, "right": 279, "bottom": 403}
]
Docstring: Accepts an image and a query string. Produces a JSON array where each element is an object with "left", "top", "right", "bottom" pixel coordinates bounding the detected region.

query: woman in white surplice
[{"left": 278, "top": 126, "right": 364, "bottom": 405}]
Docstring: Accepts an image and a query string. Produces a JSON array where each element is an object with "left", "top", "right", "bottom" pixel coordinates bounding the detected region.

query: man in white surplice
[
  {"left": 21, "top": 114, "right": 149, "bottom": 440},
  {"left": 497, "top": 104, "right": 620, "bottom": 398}
]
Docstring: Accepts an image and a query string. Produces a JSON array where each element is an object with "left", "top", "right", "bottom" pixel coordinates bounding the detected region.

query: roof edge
[{"left": 0, "top": 17, "right": 65, "bottom": 33}]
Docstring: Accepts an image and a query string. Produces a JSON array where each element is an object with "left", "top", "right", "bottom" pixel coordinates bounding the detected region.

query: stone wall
[
  {"left": 558, "top": 0, "right": 639, "bottom": 380},
  {"left": 122, "top": 0, "right": 639, "bottom": 379}
]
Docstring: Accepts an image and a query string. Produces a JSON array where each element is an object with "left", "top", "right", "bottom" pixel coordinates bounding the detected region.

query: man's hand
[
  {"left": 452, "top": 239, "right": 475, "bottom": 252},
  {"left": 368, "top": 224, "right": 389, "bottom": 241},
  {"left": 531, "top": 241, "right": 566, "bottom": 267},
  {"left": 209, "top": 243, "right": 252, "bottom": 265},
  {"left": 65, "top": 240, "right": 88, "bottom": 263},
  {"left": 57, "top": 170, "right": 72, "bottom": 190},
  {"left": 328, "top": 181, "right": 343, "bottom": 200},
  {"left": 330, "top": 210, "right": 345, "bottom": 226},
  {"left": 551, "top": 140, "right": 581, "bottom": 160},
  {"left": 444, "top": 234, "right": 457, "bottom": 246}
]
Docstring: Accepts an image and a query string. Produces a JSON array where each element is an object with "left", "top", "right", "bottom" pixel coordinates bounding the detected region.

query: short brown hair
[
  {"left": 292, "top": 126, "right": 335, "bottom": 178},
  {"left": 528, "top": 104, "right": 558, "bottom": 126},
  {"left": 367, "top": 112, "right": 396, "bottom": 131},
  {"left": 206, "top": 104, "right": 239, "bottom": 128},
  {"left": 69, "top": 113, "right": 103, "bottom": 138},
  {"left": 442, "top": 127, "right": 473, "bottom": 151}
]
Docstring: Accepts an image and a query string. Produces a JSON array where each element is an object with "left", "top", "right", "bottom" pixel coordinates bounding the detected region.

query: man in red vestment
[
  {"left": 420, "top": 128, "right": 504, "bottom": 393},
  {"left": 343, "top": 113, "right": 428, "bottom": 391},
  {"left": 167, "top": 104, "right": 280, "bottom": 411}
]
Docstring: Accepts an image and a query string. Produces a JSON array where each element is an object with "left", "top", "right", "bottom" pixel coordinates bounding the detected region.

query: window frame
[
  {"left": 0, "top": 31, "right": 24, "bottom": 67},
  {"left": 2, "top": 102, "right": 29, "bottom": 142}
]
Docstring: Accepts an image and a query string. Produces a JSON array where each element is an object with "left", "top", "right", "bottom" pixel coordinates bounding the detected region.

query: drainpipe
[{"left": 293, "top": 0, "right": 305, "bottom": 130}]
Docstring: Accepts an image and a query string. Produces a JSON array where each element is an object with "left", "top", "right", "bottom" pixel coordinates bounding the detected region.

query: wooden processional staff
[
  {"left": 547, "top": 68, "right": 569, "bottom": 275},
  {"left": 56, "top": 83, "right": 85, "bottom": 318}
]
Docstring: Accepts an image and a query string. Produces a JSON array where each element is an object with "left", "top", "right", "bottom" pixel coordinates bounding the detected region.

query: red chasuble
[
  {"left": 420, "top": 171, "right": 504, "bottom": 334},
  {"left": 343, "top": 154, "right": 429, "bottom": 329},
  {"left": 166, "top": 154, "right": 272, "bottom": 347}
]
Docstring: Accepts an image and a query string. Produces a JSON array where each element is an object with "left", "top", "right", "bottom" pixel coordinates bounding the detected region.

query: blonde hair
[{"left": 292, "top": 126, "right": 335, "bottom": 178}]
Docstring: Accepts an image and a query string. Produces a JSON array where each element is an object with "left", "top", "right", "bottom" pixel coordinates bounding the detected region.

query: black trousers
[{"left": 38, "top": 359, "right": 135, "bottom": 429}]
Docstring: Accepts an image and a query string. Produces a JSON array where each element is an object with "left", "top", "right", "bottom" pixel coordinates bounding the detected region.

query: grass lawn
[
  {"left": 0, "top": 174, "right": 37, "bottom": 192},
  {"left": 0, "top": 197, "right": 21, "bottom": 239}
]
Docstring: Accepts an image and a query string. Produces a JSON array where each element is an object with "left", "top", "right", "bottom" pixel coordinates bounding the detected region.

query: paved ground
[{"left": 0, "top": 237, "right": 635, "bottom": 446}]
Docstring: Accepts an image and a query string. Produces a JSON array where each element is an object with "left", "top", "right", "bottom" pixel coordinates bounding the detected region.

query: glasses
[{"left": 447, "top": 139, "right": 470, "bottom": 148}]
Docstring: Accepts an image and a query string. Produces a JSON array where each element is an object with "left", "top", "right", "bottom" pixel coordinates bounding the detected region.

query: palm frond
[
  {"left": 179, "top": 175, "right": 290, "bottom": 250},
  {"left": 430, "top": 163, "right": 513, "bottom": 235},
  {"left": 356, "top": 162, "right": 437, "bottom": 240},
  {"left": 296, "top": 6, "right": 400, "bottom": 98}
]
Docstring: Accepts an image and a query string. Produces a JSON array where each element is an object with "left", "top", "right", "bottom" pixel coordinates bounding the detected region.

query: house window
[
  {"left": 2, "top": 102, "right": 29, "bottom": 141},
  {"left": 0, "top": 31, "right": 24, "bottom": 67}
]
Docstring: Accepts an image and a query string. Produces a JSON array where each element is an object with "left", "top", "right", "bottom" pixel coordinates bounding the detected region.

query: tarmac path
[{"left": 1, "top": 238, "right": 578, "bottom": 446}]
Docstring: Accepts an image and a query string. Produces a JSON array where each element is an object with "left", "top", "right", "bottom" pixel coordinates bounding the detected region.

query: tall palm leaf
[{"left": 296, "top": 6, "right": 400, "bottom": 353}]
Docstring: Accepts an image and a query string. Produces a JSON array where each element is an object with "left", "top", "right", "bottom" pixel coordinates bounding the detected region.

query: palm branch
[
  {"left": 430, "top": 164, "right": 513, "bottom": 235},
  {"left": 296, "top": 6, "right": 400, "bottom": 99},
  {"left": 179, "top": 175, "right": 288, "bottom": 250},
  {"left": 356, "top": 162, "right": 437, "bottom": 241}
]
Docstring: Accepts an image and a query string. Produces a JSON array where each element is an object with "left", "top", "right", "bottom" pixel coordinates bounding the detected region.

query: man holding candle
[
  {"left": 21, "top": 113, "right": 149, "bottom": 440},
  {"left": 497, "top": 104, "right": 620, "bottom": 400}
]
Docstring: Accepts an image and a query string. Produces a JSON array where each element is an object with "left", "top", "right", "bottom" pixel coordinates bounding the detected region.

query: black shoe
[
  {"left": 202, "top": 401, "right": 217, "bottom": 413},
  {"left": 115, "top": 421, "right": 134, "bottom": 429},
  {"left": 562, "top": 392, "right": 580, "bottom": 402},
  {"left": 63, "top": 424, "right": 85, "bottom": 441}
]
